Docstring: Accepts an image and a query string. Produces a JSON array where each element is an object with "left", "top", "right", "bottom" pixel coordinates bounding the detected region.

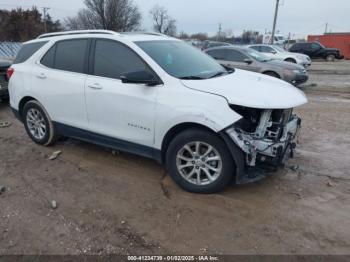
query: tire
[
  {"left": 326, "top": 54, "right": 335, "bottom": 62},
  {"left": 22, "top": 100, "right": 57, "bottom": 146},
  {"left": 263, "top": 71, "right": 280, "bottom": 79},
  {"left": 165, "top": 128, "right": 236, "bottom": 194},
  {"left": 285, "top": 58, "right": 297, "bottom": 64}
]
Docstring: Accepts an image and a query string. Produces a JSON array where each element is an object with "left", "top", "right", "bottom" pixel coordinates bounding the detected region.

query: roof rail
[
  {"left": 121, "top": 31, "right": 168, "bottom": 37},
  {"left": 37, "top": 30, "right": 119, "bottom": 39}
]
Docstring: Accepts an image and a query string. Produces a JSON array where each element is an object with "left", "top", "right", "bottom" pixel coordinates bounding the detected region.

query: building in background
[{"left": 308, "top": 33, "right": 350, "bottom": 60}]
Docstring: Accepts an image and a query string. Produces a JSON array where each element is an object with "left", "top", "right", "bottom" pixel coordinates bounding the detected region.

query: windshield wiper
[{"left": 179, "top": 76, "right": 205, "bottom": 80}]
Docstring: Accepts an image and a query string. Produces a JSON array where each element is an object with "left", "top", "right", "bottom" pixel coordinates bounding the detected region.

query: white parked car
[
  {"left": 249, "top": 44, "right": 311, "bottom": 68},
  {"left": 8, "top": 30, "right": 307, "bottom": 193}
]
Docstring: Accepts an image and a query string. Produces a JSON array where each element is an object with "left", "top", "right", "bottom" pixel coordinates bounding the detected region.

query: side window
[
  {"left": 311, "top": 43, "right": 321, "bottom": 51},
  {"left": 41, "top": 45, "right": 55, "bottom": 68},
  {"left": 14, "top": 41, "right": 48, "bottom": 64},
  {"left": 55, "top": 40, "right": 88, "bottom": 73},
  {"left": 260, "top": 46, "right": 274, "bottom": 53},
  {"left": 227, "top": 50, "right": 247, "bottom": 62},
  {"left": 93, "top": 40, "right": 149, "bottom": 79},
  {"left": 40, "top": 39, "right": 88, "bottom": 74},
  {"left": 206, "top": 49, "right": 227, "bottom": 60}
]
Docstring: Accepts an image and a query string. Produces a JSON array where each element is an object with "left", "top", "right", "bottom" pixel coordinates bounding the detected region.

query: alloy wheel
[
  {"left": 176, "top": 141, "right": 222, "bottom": 185},
  {"left": 26, "top": 108, "right": 47, "bottom": 140}
]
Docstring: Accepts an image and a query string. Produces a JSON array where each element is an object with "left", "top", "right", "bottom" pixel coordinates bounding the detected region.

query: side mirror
[
  {"left": 270, "top": 50, "right": 277, "bottom": 54},
  {"left": 244, "top": 58, "right": 253, "bottom": 64},
  {"left": 121, "top": 71, "right": 160, "bottom": 86}
]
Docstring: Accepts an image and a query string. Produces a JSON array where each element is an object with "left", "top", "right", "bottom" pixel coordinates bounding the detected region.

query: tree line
[
  {"left": 0, "top": 0, "right": 261, "bottom": 44},
  {"left": 0, "top": 7, "right": 62, "bottom": 42}
]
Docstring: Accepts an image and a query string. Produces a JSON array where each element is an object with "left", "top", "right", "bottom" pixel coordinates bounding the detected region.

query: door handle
[
  {"left": 36, "top": 73, "right": 47, "bottom": 79},
  {"left": 88, "top": 83, "right": 103, "bottom": 90}
]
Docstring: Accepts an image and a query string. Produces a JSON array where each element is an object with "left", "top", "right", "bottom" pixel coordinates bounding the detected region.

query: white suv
[{"left": 8, "top": 30, "right": 307, "bottom": 193}]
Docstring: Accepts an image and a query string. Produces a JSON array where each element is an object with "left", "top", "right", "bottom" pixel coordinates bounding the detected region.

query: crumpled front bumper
[{"left": 225, "top": 114, "right": 302, "bottom": 184}]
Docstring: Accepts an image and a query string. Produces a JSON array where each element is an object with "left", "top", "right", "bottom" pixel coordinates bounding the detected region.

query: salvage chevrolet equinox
[{"left": 8, "top": 30, "right": 307, "bottom": 193}]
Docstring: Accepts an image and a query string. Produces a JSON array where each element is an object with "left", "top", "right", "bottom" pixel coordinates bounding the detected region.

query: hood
[
  {"left": 267, "top": 59, "right": 305, "bottom": 70},
  {"left": 181, "top": 69, "right": 308, "bottom": 109}
]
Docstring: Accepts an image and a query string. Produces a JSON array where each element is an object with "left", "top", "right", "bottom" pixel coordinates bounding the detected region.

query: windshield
[
  {"left": 135, "top": 40, "right": 227, "bottom": 79},
  {"left": 245, "top": 48, "right": 271, "bottom": 62}
]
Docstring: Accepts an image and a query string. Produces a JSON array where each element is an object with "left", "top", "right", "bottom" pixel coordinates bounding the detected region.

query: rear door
[
  {"left": 84, "top": 39, "right": 159, "bottom": 148},
  {"left": 34, "top": 39, "right": 89, "bottom": 129}
]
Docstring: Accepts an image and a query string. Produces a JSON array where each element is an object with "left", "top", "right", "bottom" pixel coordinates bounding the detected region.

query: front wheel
[
  {"left": 166, "top": 128, "right": 235, "bottom": 193},
  {"left": 326, "top": 54, "right": 335, "bottom": 62}
]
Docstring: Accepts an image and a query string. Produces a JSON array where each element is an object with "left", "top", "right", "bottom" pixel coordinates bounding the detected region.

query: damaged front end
[{"left": 226, "top": 105, "right": 301, "bottom": 183}]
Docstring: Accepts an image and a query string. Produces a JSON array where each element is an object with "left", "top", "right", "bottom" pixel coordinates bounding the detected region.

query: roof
[{"left": 0, "top": 42, "right": 22, "bottom": 60}]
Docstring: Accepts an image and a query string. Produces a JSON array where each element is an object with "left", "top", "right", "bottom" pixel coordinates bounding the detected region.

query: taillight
[{"left": 7, "top": 67, "right": 14, "bottom": 80}]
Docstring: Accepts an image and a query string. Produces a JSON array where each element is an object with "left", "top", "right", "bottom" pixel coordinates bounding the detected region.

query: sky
[{"left": 1, "top": 0, "right": 350, "bottom": 37}]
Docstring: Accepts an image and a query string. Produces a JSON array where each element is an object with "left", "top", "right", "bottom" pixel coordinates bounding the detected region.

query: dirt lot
[{"left": 0, "top": 62, "right": 350, "bottom": 255}]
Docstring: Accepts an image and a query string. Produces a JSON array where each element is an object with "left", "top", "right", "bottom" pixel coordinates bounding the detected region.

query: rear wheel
[
  {"left": 326, "top": 54, "right": 335, "bottom": 62},
  {"left": 23, "top": 100, "right": 57, "bottom": 146},
  {"left": 165, "top": 128, "right": 235, "bottom": 193}
]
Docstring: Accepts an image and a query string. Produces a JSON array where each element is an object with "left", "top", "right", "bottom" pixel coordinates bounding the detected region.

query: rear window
[{"left": 14, "top": 41, "right": 48, "bottom": 64}]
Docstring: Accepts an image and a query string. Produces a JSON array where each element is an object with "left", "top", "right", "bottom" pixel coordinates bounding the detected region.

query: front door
[
  {"left": 225, "top": 49, "right": 260, "bottom": 72},
  {"left": 85, "top": 39, "right": 160, "bottom": 148}
]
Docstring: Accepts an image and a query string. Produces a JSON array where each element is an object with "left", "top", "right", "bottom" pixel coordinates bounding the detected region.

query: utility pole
[
  {"left": 270, "top": 0, "right": 280, "bottom": 44},
  {"left": 42, "top": 7, "right": 50, "bottom": 33},
  {"left": 325, "top": 23, "right": 328, "bottom": 34},
  {"left": 217, "top": 23, "right": 222, "bottom": 41}
]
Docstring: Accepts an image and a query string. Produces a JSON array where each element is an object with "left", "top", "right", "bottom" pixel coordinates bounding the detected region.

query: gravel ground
[
  {"left": 300, "top": 60, "right": 350, "bottom": 92},
  {"left": 0, "top": 64, "right": 349, "bottom": 255}
]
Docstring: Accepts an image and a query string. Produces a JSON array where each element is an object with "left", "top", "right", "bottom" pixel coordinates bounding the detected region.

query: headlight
[{"left": 292, "top": 69, "right": 302, "bottom": 74}]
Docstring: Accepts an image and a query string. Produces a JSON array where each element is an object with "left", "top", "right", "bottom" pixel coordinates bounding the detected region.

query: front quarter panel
[{"left": 154, "top": 81, "right": 241, "bottom": 149}]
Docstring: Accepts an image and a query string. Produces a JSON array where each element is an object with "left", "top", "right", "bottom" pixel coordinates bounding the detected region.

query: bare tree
[
  {"left": 65, "top": 0, "right": 141, "bottom": 31},
  {"left": 149, "top": 5, "right": 177, "bottom": 36}
]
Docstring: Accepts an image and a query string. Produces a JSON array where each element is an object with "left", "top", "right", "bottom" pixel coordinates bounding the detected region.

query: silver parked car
[
  {"left": 248, "top": 44, "right": 311, "bottom": 68},
  {"left": 205, "top": 46, "right": 308, "bottom": 85}
]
